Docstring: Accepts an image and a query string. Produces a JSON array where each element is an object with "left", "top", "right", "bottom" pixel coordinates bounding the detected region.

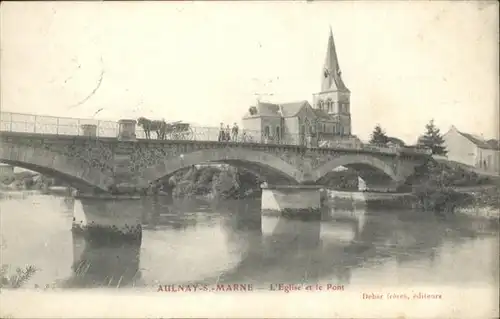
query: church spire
[{"left": 321, "top": 27, "right": 349, "bottom": 92}]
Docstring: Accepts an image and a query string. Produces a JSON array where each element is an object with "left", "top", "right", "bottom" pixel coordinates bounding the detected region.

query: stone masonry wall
[{"left": 0, "top": 133, "right": 428, "bottom": 193}]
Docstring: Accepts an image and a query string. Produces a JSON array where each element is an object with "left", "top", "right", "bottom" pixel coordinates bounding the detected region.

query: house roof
[
  {"left": 452, "top": 126, "right": 499, "bottom": 150},
  {"left": 486, "top": 139, "right": 500, "bottom": 149}
]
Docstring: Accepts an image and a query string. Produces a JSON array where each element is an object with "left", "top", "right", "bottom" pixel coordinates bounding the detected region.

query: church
[{"left": 242, "top": 28, "right": 362, "bottom": 147}]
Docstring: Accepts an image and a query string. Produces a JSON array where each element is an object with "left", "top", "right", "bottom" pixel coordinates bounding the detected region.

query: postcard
[{"left": 0, "top": 1, "right": 498, "bottom": 318}]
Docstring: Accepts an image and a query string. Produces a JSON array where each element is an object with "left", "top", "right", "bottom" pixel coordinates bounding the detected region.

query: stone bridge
[
  {"left": 0, "top": 124, "right": 430, "bottom": 194},
  {"left": 0, "top": 112, "right": 432, "bottom": 241}
]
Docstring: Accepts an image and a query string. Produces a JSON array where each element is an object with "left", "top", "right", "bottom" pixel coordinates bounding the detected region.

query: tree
[
  {"left": 369, "top": 124, "right": 389, "bottom": 145},
  {"left": 417, "top": 119, "right": 447, "bottom": 155}
]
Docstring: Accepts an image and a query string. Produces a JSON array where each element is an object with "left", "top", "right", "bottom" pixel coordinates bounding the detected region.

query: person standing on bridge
[
  {"left": 225, "top": 125, "right": 231, "bottom": 142},
  {"left": 218, "top": 123, "right": 225, "bottom": 142},
  {"left": 232, "top": 123, "right": 239, "bottom": 142}
]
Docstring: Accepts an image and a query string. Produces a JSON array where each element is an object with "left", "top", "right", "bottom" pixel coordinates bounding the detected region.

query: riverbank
[
  {"left": 398, "top": 159, "right": 500, "bottom": 219},
  {"left": 323, "top": 184, "right": 499, "bottom": 222},
  {"left": 453, "top": 187, "right": 500, "bottom": 220}
]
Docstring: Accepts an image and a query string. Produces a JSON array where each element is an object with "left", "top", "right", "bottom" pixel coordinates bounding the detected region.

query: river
[{"left": 0, "top": 191, "right": 498, "bottom": 290}]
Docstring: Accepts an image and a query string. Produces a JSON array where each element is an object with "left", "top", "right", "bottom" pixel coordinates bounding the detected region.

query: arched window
[
  {"left": 326, "top": 100, "right": 332, "bottom": 113},
  {"left": 318, "top": 101, "right": 324, "bottom": 110},
  {"left": 264, "top": 126, "right": 270, "bottom": 137},
  {"left": 276, "top": 126, "right": 281, "bottom": 139}
]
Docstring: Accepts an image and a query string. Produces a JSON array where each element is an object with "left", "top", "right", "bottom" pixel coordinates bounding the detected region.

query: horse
[{"left": 137, "top": 117, "right": 167, "bottom": 140}]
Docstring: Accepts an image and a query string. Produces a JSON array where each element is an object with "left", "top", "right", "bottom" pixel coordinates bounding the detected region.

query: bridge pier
[
  {"left": 72, "top": 194, "right": 143, "bottom": 244},
  {"left": 261, "top": 184, "right": 325, "bottom": 220},
  {"left": 358, "top": 178, "right": 400, "bottom": 193}
]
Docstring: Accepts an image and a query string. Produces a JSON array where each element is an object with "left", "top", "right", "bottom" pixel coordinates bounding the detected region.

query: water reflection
[
  {"left": 64, "top": 231, "right": 141, "bottom": 288},
  {"left": 207, "top": 203, "right": 368, "bottom": 285},
  {"left": 0, "top": 193, "right": 498, "bottom": 289}
]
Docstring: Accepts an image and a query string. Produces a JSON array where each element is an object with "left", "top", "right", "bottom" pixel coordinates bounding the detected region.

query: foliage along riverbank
[
  {"left": 403, "top": 159, "right": 499, "bottom": 219},
  {"left": 0, "top": 171, "right": 63, "bottom": 193},
  {"left": 161, "top": 165, "right": 263, "bottom": 200}
]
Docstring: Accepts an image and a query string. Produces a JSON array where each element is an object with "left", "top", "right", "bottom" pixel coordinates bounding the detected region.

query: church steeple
[
  {"left": 321, "top": 27, "right": 349, "bottom": 92},
  {"left": 312, "top": 27, "right": 352, "bottom": 137}
]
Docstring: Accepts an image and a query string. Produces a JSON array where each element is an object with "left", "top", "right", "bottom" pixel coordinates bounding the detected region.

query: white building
[{"left": 442, "top": 126, "right": 500, "bottom": 175}]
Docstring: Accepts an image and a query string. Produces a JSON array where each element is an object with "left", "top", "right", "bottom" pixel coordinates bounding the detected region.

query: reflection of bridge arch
[
  {"left": 0, "top": 143, "right": 112, "bottom": 193},
  {"left": 140, "top": 148, "right": 305, "bottom": 185}
]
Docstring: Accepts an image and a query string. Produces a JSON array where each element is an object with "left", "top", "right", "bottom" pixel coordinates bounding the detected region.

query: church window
[
  {"left": 327, "top": 100, "right": 332, "bottom": 113},
  {"left": 318, "top": 101, "right": 324, "bottom": 111},
  {"left": 276, "top": 126, "right": 281, "bottom": 139},
  {"left": 264, "top": 126, "right": 270, "bottom": 137}
]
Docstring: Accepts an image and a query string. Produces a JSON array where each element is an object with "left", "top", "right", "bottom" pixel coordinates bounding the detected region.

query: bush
[
  {"left": 167, "top": 165, "right": 261, "bottom": 199},
  {"left": 412, "top": 185, "right": 474, "bottom": 215},
  {"left": 406, "top": 160, "right": 492, "bottom": 188}
]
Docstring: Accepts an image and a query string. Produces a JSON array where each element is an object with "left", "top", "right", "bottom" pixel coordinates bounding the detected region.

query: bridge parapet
[{"left": 0, "top": 111, "right": 430, "bottom": 157}]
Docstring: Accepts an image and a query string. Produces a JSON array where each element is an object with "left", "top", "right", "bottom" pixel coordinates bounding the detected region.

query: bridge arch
[
  {"left": 314, "top": 154, "right": 399, "bottom": 191},
  {"left": 140, "top": 148, "right": 306, "bottom": 185},
  {"left": 0, "top": 142, "right": 113, "bottom": 193}
]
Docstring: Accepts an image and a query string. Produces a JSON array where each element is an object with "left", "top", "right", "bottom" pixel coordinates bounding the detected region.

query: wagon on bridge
[{"left": 164, "top": 121, "right": 194, "bottom": 140}]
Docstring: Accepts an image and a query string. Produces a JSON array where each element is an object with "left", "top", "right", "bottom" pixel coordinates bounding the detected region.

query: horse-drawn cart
[
  {"left": 137, "top": 117, "right": 194, "bottom": 140},
  {"left": 165, "top": 121, "right": 194, "bottom": 140}
]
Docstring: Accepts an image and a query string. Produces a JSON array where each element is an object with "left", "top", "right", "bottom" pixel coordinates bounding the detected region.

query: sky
[{"left": 1, "top": 1, "right": 498, "bottom": 144}]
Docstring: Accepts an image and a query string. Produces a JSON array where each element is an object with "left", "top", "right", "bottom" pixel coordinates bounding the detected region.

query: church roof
[
  {"left": 279, "top": 101, "right": 309, "bottom": 117},
  {"left": 256, "top": 102, "right": 281, "bottom": 117},
  {"left": 312, "top": 108, "right": 333, "bottom": 120},
  {"left": 243, "top": 100, "right": 314, "bottom": 119}
]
